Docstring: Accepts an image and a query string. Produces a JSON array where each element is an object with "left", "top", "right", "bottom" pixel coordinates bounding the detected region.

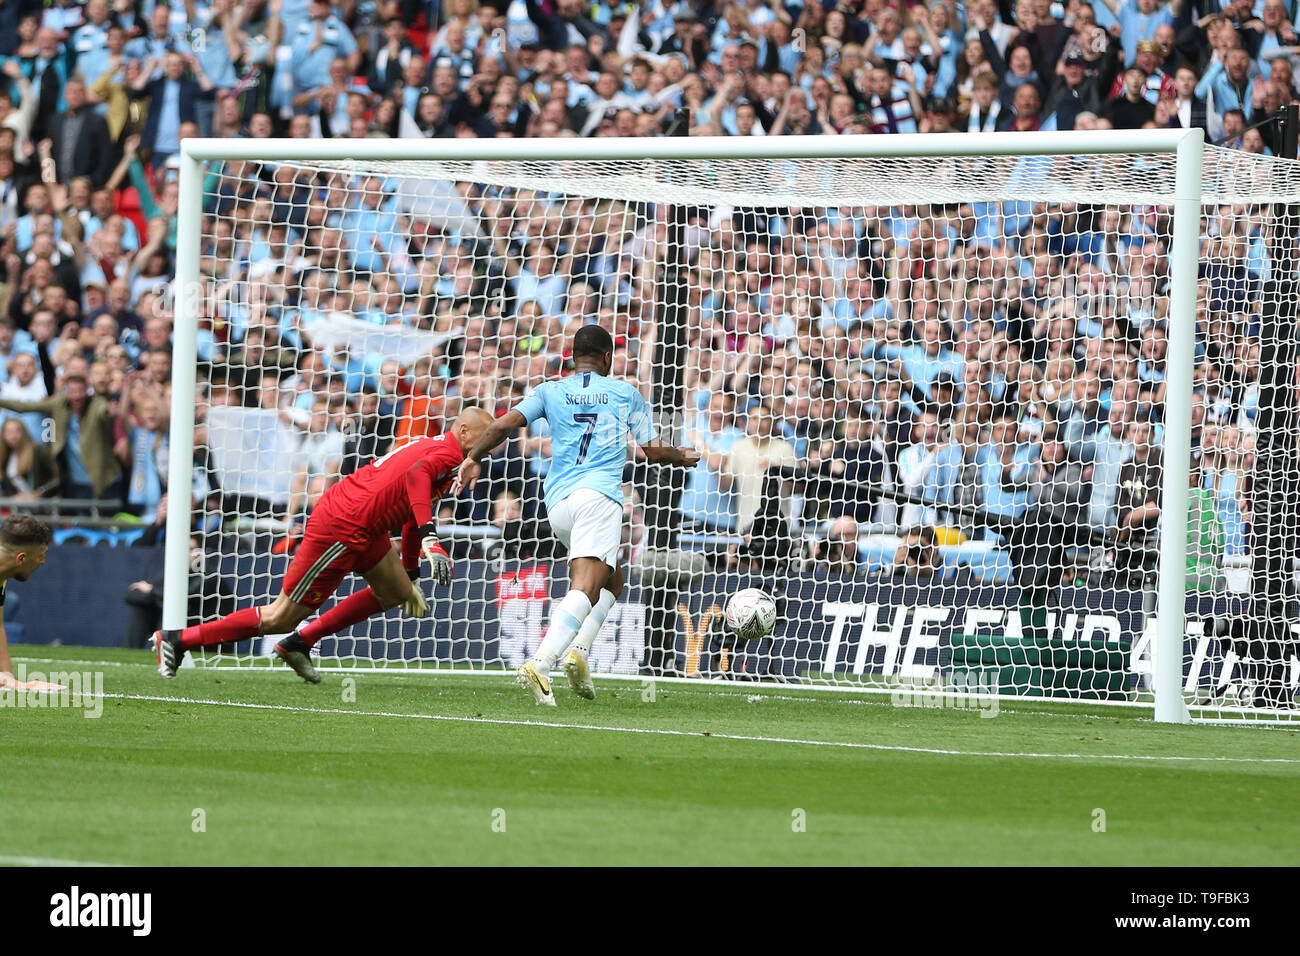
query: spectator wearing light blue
[
  {"left": 68, "top": 0, "right": 114, "bottom": 87},
  {"left": 130, "top": 50, "right": 208, "bottom": 169},
  {"left": 922, "top": 3, "right": 962, "bottom": 99},
  {"left": 84, "top": 188, "right": 141, "bottom": 252},
  {"left": 325, "top": 343, "right": 376, "bottom": 394},
  {"left": 871, "top": 6, "right": 906, "bottom": 62},
  {"left": 0, "top": 352, "right": 50, "bottom": 443},
  {"left": 1196, "top": 47, "right": 1261, "bottom": 120},
  {"left": 759, "top": 21, "right": 804, "bottom": 75},
  {"left": 1058, "top": 366, "right": 1108, "bottom": 465},
  {"left": 1096, "top": 0, "right": 1184, "bottom": 67},
  {"left": 980, "top": 413, "right": 1038, "bottom": 521},
  {"left": 137, "top": 4, "right": 192, "bottom": 78},
  {"left": 506, "top": 0, "right": 540, "bottom": 48},
  {"left": 428, "top": 19, "right": 478, "bottom": 78},
  {"left": 41, "top": 0, "right": 86, "bottom": 37},
  {"left": 339, "top": 175, "right": 401, "bottom": 276},
  {"left": 12, "top": 186, "right": 63, "bottom": 255},
  {"left": 1253, "top": 0, "right": 1296, "bottom": 80},
  {"left": 0, "top": 320, "right": 36, "bottom": 386},
  {"left": 679, "top": 391, "right": 744, "bottom": 531},
  {"left": 826, "top": 271, "right": 891, "bottom": 329},
  {"left": 710, "top": 18, "right": 748, "bottom": 62},
  {"left": 277, "top": 0, "right": 317, "bottom": 38},
  {"left": 143, "top": 0, "right": 204, "bottom": 39},
  {"left": 124, "top": 391, "right": 169, "bottom": 524},
  {"left": 1200, "top": 424, "right": 1249, "bottom": 556},
  {"left": 510, "top": 241, "right": 569, "bottom": 320},
  {"left": 281, "top": 270, "right": 335, "bottom": 351},
  {"left": 1137, "top": 323, "right": 1168, "bottom": 402},
  {"left": 192, "top": 0, "right": 244, "bottom": 137},
  {"left": 959, "top": 282, "right": 1006, "bottom": 334},
  {"left": 289, "top": 0, "right": 359, "bottom": 100},
  {"left": 926, "top": 406, "right": 988, "bottom": 539},
  {"left": 1088, "top": 388, "right": 1142, "bottom": 528},
  {"left": 878, "top": 309, "right": 964, "bottom": 416}
]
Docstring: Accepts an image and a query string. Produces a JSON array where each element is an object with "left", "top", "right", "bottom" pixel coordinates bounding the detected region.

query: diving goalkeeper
[{"left": 153, "top": 408, "right": 495, "bottom": 682}]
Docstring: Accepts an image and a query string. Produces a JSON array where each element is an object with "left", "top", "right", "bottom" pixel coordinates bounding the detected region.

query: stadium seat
[
  {"left": 113, "top": 528, "right": 148, "bottom": 547},
  {"left": 53, "top": 528, "right": 116, "bottom": 547}
]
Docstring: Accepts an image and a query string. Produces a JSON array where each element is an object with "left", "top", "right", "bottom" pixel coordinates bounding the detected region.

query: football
[{"left": 723, "top": 588, "right": 778, "bottom": 641}]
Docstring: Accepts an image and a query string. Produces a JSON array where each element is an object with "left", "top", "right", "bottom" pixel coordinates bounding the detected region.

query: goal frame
[{"left": 168, "top": 129, "right": 1205, "bottom": 724}]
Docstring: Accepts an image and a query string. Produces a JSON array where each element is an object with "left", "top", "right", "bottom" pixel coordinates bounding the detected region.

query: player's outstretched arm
[
  {"left": 395, "top": 522, "right": 435, "bottom": 613},
  {"left": 400, "top": 472, "right": 455, "bottom": 589},
  {"left": 453, "top": 409, "right": 526, "bottom": 493},
  {"left": 0, "top": 610, "right": 65, "bottom": 692},
  {"left": 640, "top": 439, "right": 702, "bottom": 468}
]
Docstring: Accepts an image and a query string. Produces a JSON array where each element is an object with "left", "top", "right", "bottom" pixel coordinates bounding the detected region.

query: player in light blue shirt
[
  {"left": 514, "top": 370, "right": 653, "bottom": 513},
  {"left": 454, "top": 326, "right": 698, "bottom": 705}
]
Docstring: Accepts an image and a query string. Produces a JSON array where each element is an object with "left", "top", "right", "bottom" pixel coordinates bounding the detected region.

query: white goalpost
[{"left": 166, "top": 129, "right": 1300, "bottom": 724}]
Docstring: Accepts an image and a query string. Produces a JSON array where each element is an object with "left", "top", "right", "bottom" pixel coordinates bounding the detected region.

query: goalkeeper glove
[
  {"left": 419, "top": 525, "right": 452, "bottom": 586},
  {"left": 402, "top": 582, "right": 430, "bottom": 619}
]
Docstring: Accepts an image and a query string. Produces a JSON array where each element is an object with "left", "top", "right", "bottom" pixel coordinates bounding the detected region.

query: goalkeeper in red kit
[{"left": 153, "top": 408, "right": 495, "bottom": 682}]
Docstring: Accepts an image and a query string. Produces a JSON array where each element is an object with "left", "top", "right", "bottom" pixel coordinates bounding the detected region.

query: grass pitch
[{"left": 2, "top": 644, "right": 1298, "bottom": 866}]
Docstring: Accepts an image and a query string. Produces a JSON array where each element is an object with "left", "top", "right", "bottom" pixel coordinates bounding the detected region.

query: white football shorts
[{"left": 548, "top": 487, "right": 623, "bottom": 567}]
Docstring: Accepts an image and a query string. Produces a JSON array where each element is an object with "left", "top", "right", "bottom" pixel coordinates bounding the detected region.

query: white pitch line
[
  {"left": 197, "top": 665, "right": 1300, "bottom": 725},
  {"left": 14, "top": 656, "right": 135, "bottom": 668},
  {"left": 21, "top": 659, "right": 1299, "bottom": 727},
  {"left": 0, "top": 854, "right": 120, "bottom": 867},
  {"left": 102, "top": 693, "right": 1300, "bottom": 765}
]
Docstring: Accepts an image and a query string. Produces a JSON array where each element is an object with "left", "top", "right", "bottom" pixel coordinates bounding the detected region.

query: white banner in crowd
[
  {"left": 306, "top": 313, "right": 462, "bottom": 367},
  {"left": 205, "top": 407, "right": 300, "bottom": 506}
]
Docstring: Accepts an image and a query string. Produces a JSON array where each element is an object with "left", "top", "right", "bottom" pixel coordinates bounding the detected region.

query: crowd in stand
[{"left": 0, "top": 0, "right": 1288, "bottom": 582}]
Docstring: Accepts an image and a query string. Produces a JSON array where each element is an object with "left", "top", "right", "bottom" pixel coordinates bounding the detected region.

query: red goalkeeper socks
[
  {"left": 179, "top": 607, "right": 263, "bottom": 650},
  {"left": 178, "top": 589, "right": 385, "bottom": 652},
  {"left": 298, "top": 589, "right": 385, "bottom": 647}
]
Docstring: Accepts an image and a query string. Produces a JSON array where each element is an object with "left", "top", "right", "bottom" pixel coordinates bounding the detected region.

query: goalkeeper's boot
[
  {"left": 273, "top": 633, "right": 321, "bottom": 684},
  {"left": 561, "top": 647, "right": 595, "bottom": 700},
  {"left": 153, "top": 630, "right": 185, "bottom": 680},
  {"left": 517, "top": 659, "right": 556, "bottom": 707}
]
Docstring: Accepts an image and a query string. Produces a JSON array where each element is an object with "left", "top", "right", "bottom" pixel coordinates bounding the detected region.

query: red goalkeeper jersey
[{"left": 316, "top": 431, "right": 464, "bottom": 568}]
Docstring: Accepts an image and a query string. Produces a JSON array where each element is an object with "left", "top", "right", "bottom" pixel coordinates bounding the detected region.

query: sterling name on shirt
[{"left": 565, "top": 392, "right": 611, "bottom": 405}]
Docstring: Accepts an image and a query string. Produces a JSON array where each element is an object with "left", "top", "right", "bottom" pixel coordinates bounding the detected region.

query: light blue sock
[
  {"left": 534, "top": 590, "right": 593, "bottom": 670},
  {"left": 571, "top": 589, "right": 617, "bottom": 655}
]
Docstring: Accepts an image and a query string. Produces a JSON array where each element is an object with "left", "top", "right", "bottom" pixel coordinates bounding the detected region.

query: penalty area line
[{"left": 103, "top": 693, "right": 1300, "bottom": 765}]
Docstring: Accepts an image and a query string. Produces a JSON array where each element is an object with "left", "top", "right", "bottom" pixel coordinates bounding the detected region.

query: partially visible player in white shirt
[{"left": 454, "top": 326, "right": 700, "bottom": 705}]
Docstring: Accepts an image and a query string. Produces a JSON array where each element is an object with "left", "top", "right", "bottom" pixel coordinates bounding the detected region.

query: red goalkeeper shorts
[{"left": 282, "top": 517, "right": 393, "bottom": 609}]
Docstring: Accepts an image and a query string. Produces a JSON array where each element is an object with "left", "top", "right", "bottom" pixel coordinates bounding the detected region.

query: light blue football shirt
[{"left": 515, "top": 372, "right": 656, "bottom": 511}]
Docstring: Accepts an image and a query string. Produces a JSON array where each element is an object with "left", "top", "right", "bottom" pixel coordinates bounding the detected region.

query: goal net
[{"left": 171, "top": 134, "right": 1300, "bottom": 723}]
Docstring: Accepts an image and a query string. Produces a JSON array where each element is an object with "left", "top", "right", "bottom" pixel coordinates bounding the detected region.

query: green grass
[{"left": 3, "top": 644, "right": 1298, "bottom": 866}]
